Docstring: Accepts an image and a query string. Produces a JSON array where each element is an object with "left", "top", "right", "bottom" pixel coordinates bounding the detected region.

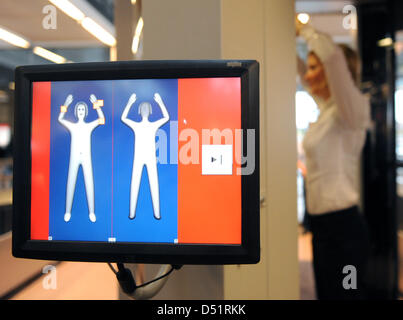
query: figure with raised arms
[
  {"left": 58, "top": 94, "right": 105, "bottom": 223},
  {"left": 121, "top": 93, "right": 170, "bottom": 220}
]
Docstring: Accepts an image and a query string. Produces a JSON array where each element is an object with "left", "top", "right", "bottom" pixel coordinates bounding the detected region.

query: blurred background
[{"left": 0, "top": 0, "right": 402, "bottom": 300}]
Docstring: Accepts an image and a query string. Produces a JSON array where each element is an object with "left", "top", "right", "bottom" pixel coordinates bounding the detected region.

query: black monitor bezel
[{"left": 12, "top": 60, "right": 260, "bottom": 264}]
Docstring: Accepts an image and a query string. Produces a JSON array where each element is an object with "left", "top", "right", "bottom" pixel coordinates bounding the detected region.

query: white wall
[
  {"left": 142, "top": 0, "right": 221, "bottom": 60},
  {"left": 221, "top": 0, "right": 299, "bottom": 299}
]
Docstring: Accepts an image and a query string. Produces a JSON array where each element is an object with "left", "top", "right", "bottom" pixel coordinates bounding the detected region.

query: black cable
[
  {"left": 107, "top": 262, "right": 178, "bottom": 294},
  {"left": 115, "top": 263, "right": 136, "bottom": 294},
  {"left": 135, "top": 265, "right": 174, "bottom": 289},
  {"left": 107, "top": 263, "right": 118, "bottom": 275},
  {"left": 117, "top": 262, "right": 125, "bottom": 272}
]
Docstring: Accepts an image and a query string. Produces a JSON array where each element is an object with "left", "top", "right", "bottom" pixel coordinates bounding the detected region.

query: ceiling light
[
  {"left": 135, "top": 17, "right": 144, "bottom": 37},
  {"left": 132, "top": 36, "right": 140, "bottom": 54},
  {"left": 33, "top": 46, "right": 67, "bottom": 64},
  {"left": 49, "top": 0, "right": 85, "bottom": 21},
  {"left": 132, "top": 17, "right": 143, "bottom": 54},
  {"left": 297, "top": 13, "right": 310, "bottom": 25},
  {"left": 377, "top": 37, "right": 393, "bottom": 47},
  {"left": 81, "top": 17, "right": 116, "bottom": 47},
  {"left": 0, "top": 26, "right": 30, "bottom": 49},
  {"left": 48, "top": 0, "right": 116, "bottom": 47}
]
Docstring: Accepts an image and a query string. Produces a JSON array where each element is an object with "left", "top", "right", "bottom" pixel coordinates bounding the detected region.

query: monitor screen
[
  {"left": 13, "top": 60, "right": 259, "bottom": 264},
  {"left": 31, "top": 77, "right": 242, "bottom": 245}
]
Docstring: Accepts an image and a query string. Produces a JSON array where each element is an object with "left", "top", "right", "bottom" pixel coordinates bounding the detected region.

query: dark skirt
[{"left": 308, "top": 206, "right": 371, "bottom": 300}]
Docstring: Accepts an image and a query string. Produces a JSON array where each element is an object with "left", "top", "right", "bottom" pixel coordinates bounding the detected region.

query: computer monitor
[{"left": 12, "top": 60, "right": 260, "bottom": 264}]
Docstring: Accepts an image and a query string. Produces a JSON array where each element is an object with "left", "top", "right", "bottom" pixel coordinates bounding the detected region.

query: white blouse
[{"left": 299, "top": 25, "right": 371, "bottom": 215}]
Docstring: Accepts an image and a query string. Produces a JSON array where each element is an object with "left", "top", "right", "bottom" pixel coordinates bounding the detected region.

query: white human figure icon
[
  {"left": 58, "top": 94, "right": 105, "bottom": 223},
  {"left": 121, "top": 93, "right": 170, "bottom": 220}
]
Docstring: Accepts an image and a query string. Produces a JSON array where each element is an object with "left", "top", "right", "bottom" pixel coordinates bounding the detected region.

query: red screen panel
[
  {"left": 177, "top": 78, "right": 242, "bottom": 244},
  {"left": 31, "top": 81, "right": 51, "bottom": 240}
]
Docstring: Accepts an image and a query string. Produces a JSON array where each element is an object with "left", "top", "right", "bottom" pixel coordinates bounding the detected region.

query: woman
[{"left": 296, "top": 19, "right": 371, "bottom": 300}]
